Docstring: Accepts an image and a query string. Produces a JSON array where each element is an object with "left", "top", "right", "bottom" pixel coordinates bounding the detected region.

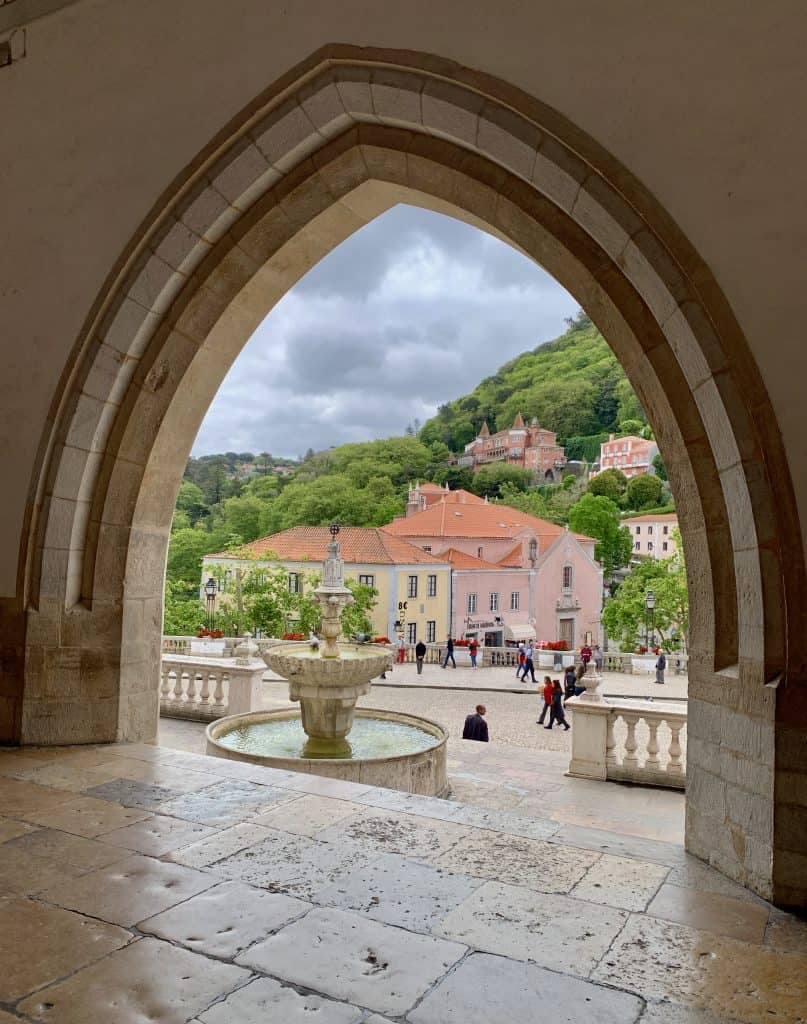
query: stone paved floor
[{"left": 1, "top": 743, "right": 804, "bottom": 1023}]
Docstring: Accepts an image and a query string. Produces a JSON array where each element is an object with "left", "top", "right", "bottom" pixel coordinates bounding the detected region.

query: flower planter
[
  {"left": 631, "top": 655, "right": 657, "bottom": 674},
  {"left": 190, "top": 639, "right": 226, "bottom": 657}
]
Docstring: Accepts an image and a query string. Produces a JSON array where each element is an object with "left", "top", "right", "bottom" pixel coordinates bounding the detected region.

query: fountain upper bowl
[{"left": 262, "top": 642, "right": 391, "bottom": 687}]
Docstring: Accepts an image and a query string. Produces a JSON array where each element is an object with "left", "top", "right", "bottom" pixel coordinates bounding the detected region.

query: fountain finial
[{"left": 323, "top": 523, "right": 345, "bottom": 588}]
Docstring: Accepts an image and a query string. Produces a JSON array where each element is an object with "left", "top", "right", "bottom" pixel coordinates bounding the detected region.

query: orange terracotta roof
[
  {"left": 415, "top": 482, "right": 448, "bottom": 492},
  {"left": 384, "top": 498, "right": 585, "bottom": 544},
  {"left": 512, "top": 412, "right": 526, "bottom": 429},
  {"left": 498, "top": 542, "right": 524, "bottom": 568},
  {"left": 621, "top": 513, "right": 678, "bottom": 523},
  {"left": 208, "top": 526, "right": 449, "bottom": 565},
  {"left": 442, "top": 547, "right": 504, "bottom": 570}
]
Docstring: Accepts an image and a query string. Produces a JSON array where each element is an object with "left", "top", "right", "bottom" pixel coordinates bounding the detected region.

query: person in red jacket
[
  {"left": 537, "top": 676, "right": 553, "bottom": 725},
  {"left": 469, "top": 637, "right": 479, "bottom": 668}
]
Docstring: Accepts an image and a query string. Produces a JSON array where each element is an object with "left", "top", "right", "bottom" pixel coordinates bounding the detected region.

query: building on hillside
[
  {"left": 595, "top": 433, "right": 659, "bottom": 479},
  {"left": 454, "top": 415, "right": 567, "bottom": 481},
  {"left": 385, "top": 489, "right": 603, "bottom": 648},
  {"left": 204, "top": 526, "right": 451, "bottom": 644},
  {"left": 622, "top": 512, "right": 679, "bottom": 560}
]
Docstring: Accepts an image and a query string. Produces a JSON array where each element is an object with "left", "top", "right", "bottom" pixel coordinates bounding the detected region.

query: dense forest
[
  {"left": 165, "top": 312, "right": 670, "bottom": 632},
  {"left": 420, "top": 310, "right": 647, "bottom": 463}
]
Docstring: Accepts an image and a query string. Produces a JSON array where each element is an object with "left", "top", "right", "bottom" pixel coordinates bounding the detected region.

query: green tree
[
  {"left": 652, "top": 452, "right": 668, "bottom": 481},
  {"left": 624, "top": 472, "right": 663, "bottom": 511},
  {"left": 166, "top": 528, "right": 226, "bottom": 592},
  {"left": 162, "top": 579, "right": 204, "bottom": 635},
  {"left": 175, "top": 481, "right": 208, "bottom": 525},
  {"left": 617, "top": 418, "right": 644, "bottom": 435},
  {"left": 495, "top": 483, "right": 551, "bottom": 520},
  {"left": 614, "top": 377, "right": 646, "bottom": 426},
  {"left": 602, "top": 541, "right": 688, "bottom": 652},
  {"left": 588, "top": 468, "right": 628, "bottom": 503},
  {"left": 208, "top": 564, "right": 378, "bottom": 639},
  {"left": 470, "top": 464, "right": 534, "bottom": 499},
  {"left": 568, "top": 494, "right": 633, "bottom": 575},
  {"left": 432, "top": 465, "right": 474, "bottom": 491}
]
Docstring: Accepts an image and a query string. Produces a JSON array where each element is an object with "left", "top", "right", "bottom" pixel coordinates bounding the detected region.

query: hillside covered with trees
[{"left": 420, "top": 310, "right": 647, "bottom": 463}]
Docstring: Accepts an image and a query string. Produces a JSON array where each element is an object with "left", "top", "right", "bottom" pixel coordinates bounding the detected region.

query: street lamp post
[
  {"left": 601, "top": 582, "right": 610, "bottom": 651},
  {"left": 204, "top": 577, "right": 218, "bottom": 632},
  {"left": 645, "top": 589, "right": 656, "bottom": 649}
]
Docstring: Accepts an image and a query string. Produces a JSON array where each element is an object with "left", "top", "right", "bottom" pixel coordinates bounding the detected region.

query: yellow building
[{"left": 204, "top": 526, "right": 451, "bottom": 643}]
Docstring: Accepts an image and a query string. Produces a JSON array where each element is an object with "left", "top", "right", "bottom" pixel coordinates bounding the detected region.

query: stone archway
[{"left": 16, "top": 49, "right": 805, "bottom": 904}]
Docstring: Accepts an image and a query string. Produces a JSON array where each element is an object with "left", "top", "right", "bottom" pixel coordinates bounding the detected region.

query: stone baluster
[
  {"left": 211, "top": 670, "right": 227, "bottom": 714},
  {"left": 160, "top": 667, "right": 172, "bottom": 704},
  {"left": 622, "top": 714, "right": 639, "bottom": 768},
  {"left": 198, "top": 670, "right": 212, "bottom": 706},
  {"left": 172, "top": 670, "right": 185, "bottom": 704},
  {"left": 645, "top": 717, "right": 660, "bottom": 768},
  {"left": 186, "top": 670, "right": 198, "bottom": 706},
  {"left": 605, "top": 713, "right": 617, "bottom": 769},
  {"left": 668, "top": 722, "right": 684, "bottom": 774}
]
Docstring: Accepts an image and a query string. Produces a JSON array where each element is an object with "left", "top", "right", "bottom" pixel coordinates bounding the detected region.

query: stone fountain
[
  {"left": 205, "top": 526, "right": 449, "bottom": 796},
  {"left": 262, "top": 525, "right": 389, "bottom": 757}
]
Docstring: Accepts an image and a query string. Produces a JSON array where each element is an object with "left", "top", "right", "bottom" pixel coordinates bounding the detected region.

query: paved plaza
[{"left": 0, "top": 740, "right": 804, "bottom": 1023}]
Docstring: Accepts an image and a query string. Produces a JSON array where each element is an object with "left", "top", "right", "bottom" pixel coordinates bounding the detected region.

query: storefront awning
[{"left": 504, "top": 624, "right": 536, "bottom": 642}]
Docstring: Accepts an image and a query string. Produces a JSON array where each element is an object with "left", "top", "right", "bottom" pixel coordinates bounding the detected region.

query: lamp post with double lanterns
[
  {"left": 204, "top": 577, "right": 218, "bottom": 633},
  {"left": 645, "top": 589, "right": 656, "bottom": 650}
]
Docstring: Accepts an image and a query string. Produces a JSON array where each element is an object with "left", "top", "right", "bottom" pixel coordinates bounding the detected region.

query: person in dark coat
[
  {"left": 462, "top": 704, "right": 489, "bottom": 742},
  {"left": 442, "top": 636, "right": 456, "bottom": 669},
  {"left": 563, "top": 663, "right": 577, "bottom": 699},
  {"left": 415, "top": 639, "right": 427, "bottom": 675},
  {"left": 655, "top": 650, "right": 666, "bottom": 684},
  {"left": 545, "top": 680, "right": 570, "bottom": 731}
]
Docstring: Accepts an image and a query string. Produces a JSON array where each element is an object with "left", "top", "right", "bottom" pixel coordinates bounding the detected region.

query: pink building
[
  {"left": 596, "top": 434, "right": 659, "bottom": 478},
  {"left": 456, "top": 415, "right": 567, "bottom": 481},
  {"left": 385, "top": 487, "right": 603, "bottom": 648}
]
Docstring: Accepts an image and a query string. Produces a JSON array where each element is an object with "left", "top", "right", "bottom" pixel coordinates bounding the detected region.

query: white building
[{"left": 622, "top": 513, "right": 679, "bottom": 560}]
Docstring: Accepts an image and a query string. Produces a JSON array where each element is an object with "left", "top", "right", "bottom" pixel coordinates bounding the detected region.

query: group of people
[
  {"left": 515, "top": 641, "right": 603, "bottom": 683},
  {"left": 536, "top": 676, "right": 571, "bottom": 730}
]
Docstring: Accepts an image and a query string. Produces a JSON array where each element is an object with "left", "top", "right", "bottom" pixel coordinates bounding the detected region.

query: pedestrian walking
[
  {"left": 469, "top": 637, "right": 479, "bottom": 668},
  {"left": 564, "top": 662, "right": 577, "bottom": 698},
  {"left": 537, "top": 676, "right": 553, "bottom": 725},
  {"left": 415, "top": 639, "right": 426, "bottom": 675},
  {"left": 593, "top": 644, "right": 604, "bottom": 672},
  {"left": 546, "top": 680, "right": 571, "bottom": 731},
  {"left": 396, "top": 635, "right": 406, "bottom": 664},
  {"left": 516, "top": 643, "right": 526, "bottom": 677},
  {"left": 655, "top": 650, "right": 666, "bottom": 685},
  {"left": 519, "top": 642, "right": 536, "bottom": 682},
  {"left": 442, "top": 636, "right": 456, "bottom": 669},
  {"left": 462, "top": 704, "right": 489, "bottom": 742},
  {"left": 580, "top": 643, "right": 592, "bottom": 676}
]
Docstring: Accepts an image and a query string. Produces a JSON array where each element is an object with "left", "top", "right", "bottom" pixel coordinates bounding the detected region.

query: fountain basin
[
  {"left": 262, "top": 642, "right": 391, "bottom": 688},
  {"left": 206, "top": 707, "right": 449, "bottom": 797}
]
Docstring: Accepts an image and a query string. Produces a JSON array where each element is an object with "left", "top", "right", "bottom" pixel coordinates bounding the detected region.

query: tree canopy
[
  {"left": 568, "top": 494, "right": 633, "bottom": 576},
  {"left": 602, "top": 533, "right": 688, "bottom": 651}
]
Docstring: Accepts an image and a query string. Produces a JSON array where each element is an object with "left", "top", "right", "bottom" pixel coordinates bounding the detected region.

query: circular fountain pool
[{"left": 206, "top": 708, "right": 449, "bottom": 796}]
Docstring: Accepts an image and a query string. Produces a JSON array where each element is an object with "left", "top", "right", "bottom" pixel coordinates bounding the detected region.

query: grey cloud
[{"left": 192, "top": 204, "right": 579, "bottom": 457}]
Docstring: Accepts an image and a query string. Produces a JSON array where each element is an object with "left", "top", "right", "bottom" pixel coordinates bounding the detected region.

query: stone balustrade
[
  {"left": 161, "top": 636, "right": 687, "bottom": 675},
  {"left": 567, "top": 692, "right": 687, "bottom": 790},
  {"left": 160, "top": 653, "right": 264, "bottom": 722}
]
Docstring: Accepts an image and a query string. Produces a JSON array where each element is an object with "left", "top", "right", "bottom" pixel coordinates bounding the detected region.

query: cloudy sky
[{"left": 192, "top": 204, "right": 578, "bottom": 457}]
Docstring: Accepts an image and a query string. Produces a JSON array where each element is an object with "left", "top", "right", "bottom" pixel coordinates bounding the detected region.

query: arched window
[{"left": 562, "top": 564, "right": 573, "bottom": 592}]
